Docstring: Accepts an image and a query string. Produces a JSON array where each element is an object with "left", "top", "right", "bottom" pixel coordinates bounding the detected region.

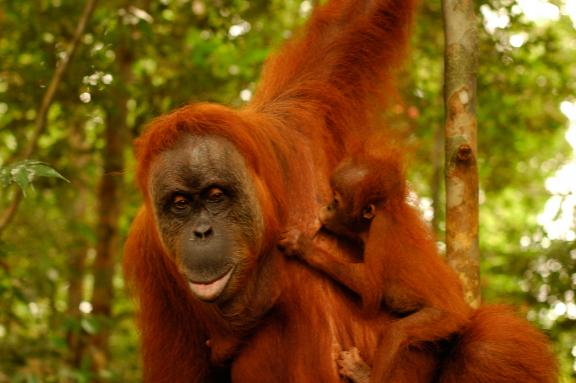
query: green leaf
[
  {"left": 0, "top": 160, "right": 69, "bottom": 194},
  {"left": 81, "top": 317, "right": 99, "bottom": 335},
  {"left": 30, "top": 163, "right": 70, "bottom": 182},
  {"left": 11, "top": 164, "right": 31, "bottom": 194}
]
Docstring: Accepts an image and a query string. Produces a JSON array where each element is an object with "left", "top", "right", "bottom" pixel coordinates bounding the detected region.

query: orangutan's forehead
[{"left": 148, "top": 135, "right": 251, "bottom": 194}]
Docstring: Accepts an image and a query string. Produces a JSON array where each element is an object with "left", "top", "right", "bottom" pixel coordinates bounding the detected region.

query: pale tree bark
[
  {"left": 443, "top": 0, "right": 480, "bottom": 308},
  {"left": 0, "top": 0, "right": 98, "bottom": 237}
]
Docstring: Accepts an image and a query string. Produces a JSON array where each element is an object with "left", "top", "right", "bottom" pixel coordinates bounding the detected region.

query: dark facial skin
[
  {"left": 319, "top": 189, "right": 356, "bottom": 237},
  {"left": 149, "top": 135, "right": 264, "bottom": 303}
]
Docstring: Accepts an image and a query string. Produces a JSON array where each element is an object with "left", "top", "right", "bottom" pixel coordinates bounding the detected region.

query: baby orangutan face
[{"left": 319, "top": 160, "right": 376, "bottom": 243}]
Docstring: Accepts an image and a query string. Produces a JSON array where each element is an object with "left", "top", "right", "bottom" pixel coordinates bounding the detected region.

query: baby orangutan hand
[{"left": 277, "top": 228, "right": 310, "bottom": 258}]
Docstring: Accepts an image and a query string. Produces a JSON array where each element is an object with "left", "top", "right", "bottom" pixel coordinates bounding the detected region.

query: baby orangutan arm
[{"left": 278, "top": 228, "right": 369, "bottom": 296}]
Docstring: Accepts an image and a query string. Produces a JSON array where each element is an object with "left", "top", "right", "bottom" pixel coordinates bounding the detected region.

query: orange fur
[
  {"left": 283, "top": 145, "right": 557, "bottom": 382},
  {"left": 124, "top": 0, "right": 556, "bottom": 382},
  {"left": 125, "top": 1, "right": 422, "bottom": 381},
  {"left": 282, "top": 147, "right": 472, "bottom": 381},
  {"left": 440, "top": 305, "right": 558, "bottom": 383}
]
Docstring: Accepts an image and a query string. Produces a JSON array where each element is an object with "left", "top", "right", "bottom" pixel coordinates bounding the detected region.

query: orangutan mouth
[{"left": 188, "top": 267, "right": 234, "bottom": 302}]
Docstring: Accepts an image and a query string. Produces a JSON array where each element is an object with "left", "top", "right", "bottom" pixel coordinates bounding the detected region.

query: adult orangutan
[{"left": 124, "top": 0, "right": 557, "bottom": 382}]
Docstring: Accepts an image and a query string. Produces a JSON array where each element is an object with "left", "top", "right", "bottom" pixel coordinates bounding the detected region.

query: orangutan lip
[
  {"left": 188, "top": 268, "right": 233, "bottom": 285},
  {"left": 188, "top": 267, "right": 234, "bottom": 301}
]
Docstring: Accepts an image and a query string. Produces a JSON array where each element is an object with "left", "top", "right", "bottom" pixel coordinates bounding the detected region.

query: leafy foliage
[
  {"left": 0, "top": 0, "right": 574, "bottom": 381},
  {"left": 0, "top": 160, "right": 69, "bottom": 195}
]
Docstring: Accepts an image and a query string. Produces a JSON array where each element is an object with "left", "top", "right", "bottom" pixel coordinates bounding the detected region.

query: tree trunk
[
  {"left": 442, "top": 0, "right": 480, "bottom": 308},
  {"left": 89, "top": 111, "right": 126, "bottom": 380},
  {"left": 88, "top": 19, "right": 132, "bottom": 381},
  {"left": 65, "top": 122, "right": 92, "bottom": 374}
]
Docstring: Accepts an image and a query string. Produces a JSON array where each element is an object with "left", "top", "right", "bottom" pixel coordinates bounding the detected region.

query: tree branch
[{"left": 443, "top": 0, "right": 480, "bottom": 308}]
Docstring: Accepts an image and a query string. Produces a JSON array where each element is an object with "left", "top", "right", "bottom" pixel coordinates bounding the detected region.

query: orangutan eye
[
  {"left": 171, "top": 194, "right": 191, "bottom": 213},
  {"left": 332, "top": 191, "right": 344, "bottom": 207},
  {"left": 206, "top": 187, "right": 226, "bottom": 203}
]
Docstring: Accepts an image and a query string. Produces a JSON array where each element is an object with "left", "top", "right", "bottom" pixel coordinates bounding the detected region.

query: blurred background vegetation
[{"left": 0, "top": 0, "right": 574, "bottom": 381}]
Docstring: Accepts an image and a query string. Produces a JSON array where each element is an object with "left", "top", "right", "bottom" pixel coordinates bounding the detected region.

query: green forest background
[{"left": 1, "top": 0, "right": 575, "bottom": 381}]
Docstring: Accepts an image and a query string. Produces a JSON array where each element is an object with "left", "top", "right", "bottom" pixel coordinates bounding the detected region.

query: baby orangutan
[{"left": 279, "top": 147, "right": 472, "bottom": 383}]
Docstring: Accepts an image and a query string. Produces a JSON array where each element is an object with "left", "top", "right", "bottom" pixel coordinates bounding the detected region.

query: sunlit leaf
[
  {"left": 11, "top": 165, "right": 31, "bottom": 194},
  {"left": 0, "top": 160, "right": 69, "bottom": 195},
  {"left": 30, "top": 162, "right": 69, "bottom": 182},
  {"left": 81, "top": 317, "right": 99, "bottom": 335}
]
